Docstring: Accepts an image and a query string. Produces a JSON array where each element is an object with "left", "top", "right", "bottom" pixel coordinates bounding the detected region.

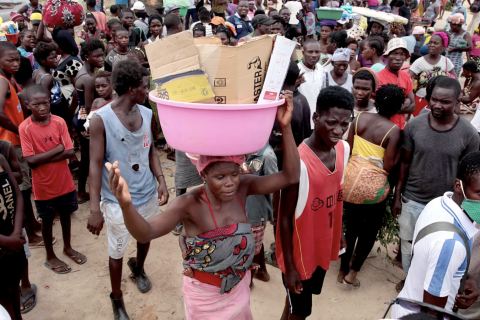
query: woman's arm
[
  {"left": 347, "top": 117, "right": 355, "bottom": 154},
  {"left": 462, "top": 79, "right": 480, "bottom": 104},
  {"left": 429, "top": 6, "right": 439, "bottom": 23},
  {"left": 447, "top": 32, "right": 473, "bottom": 52},
  {"left": 36, "top": 21, "right": 53, "bottom": 43},
  {"left": 106, "top": 161, "right": 186, "bottom": 243},
  {"left": 82, "top": 76, "right": 96, "bottom": 114},
  {"left": 382, "top": 126, "right": 401, "bottom": 172},
  {"left": 242, "top": 91, "right": 300, "bottom": 196},
  {"left": 39, "top": 74, "right": 54, "bottom": 91}
]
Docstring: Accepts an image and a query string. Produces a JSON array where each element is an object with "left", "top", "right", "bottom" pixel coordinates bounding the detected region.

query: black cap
[{"left": 251, "top": 14, "right": 276, "bottom": 28}]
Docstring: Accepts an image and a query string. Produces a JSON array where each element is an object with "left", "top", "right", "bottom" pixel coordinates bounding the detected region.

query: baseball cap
[
  {"left": 165, "top": 3, "right": 180, "bottom": 14},
  {"left": 251, "top": 14, "right": 276, "bottom": 28},
  {"left": 383, "top": 37, "right": 410, "bottom": 58},
  {"left": 132, "top": 1, "right": 145, "bottom": 10},
  {"left": 427, "top": 27, "right": 435, "bottom": 33}
]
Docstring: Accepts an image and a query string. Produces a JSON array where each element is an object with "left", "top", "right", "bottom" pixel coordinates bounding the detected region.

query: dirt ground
[{"left": 20, "top": 4, "right": 475, "bottom": 320}]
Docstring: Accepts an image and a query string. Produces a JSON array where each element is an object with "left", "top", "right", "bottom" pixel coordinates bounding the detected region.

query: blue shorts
[{"left": 35, "top": 190, "right": 78, "bottom": 220}]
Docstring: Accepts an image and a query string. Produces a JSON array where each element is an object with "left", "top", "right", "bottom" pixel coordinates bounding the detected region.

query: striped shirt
[{"left": 392, "top": 192, "right": 478, "bottom": 318}]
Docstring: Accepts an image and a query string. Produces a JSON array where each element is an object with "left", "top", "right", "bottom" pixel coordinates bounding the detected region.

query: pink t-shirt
[
  {"left": 367, "top": 0, "right": 379, "bottom": 6},
  {"left": 471, "top": 34, "right": 480, "bottom": 57}
]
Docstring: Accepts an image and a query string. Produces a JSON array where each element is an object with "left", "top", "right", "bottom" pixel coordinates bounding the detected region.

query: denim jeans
[
  {"left": 185, "top": 8, "right": 198, "bottom": 30},
  {"left": 398, "top": 195, "right": 426, "bottom": 274}
]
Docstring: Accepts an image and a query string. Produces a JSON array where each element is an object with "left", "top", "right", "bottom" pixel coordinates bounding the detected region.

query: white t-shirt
[
  {"left": 471, "top": 108, "right": 480, "bottom": 133},
  {"left": 322, "top": 71, "right": 353, "bottom": 92},
  {"left": 297, "top": 61, "right": 324, "bottom": 127},
  {"left": 409, "top": 56, "right": 455, "bottom": 98},
  {"left": 392, "top": 192, "right": 478, "bottom": 319},
  {"left": 188, "top": 0, "right": 195, "bottom": 9}
]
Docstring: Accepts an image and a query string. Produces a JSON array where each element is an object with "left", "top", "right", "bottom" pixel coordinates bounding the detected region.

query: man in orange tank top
[{"left": 276, "top": 86, "right": 353, "bottom": 319}]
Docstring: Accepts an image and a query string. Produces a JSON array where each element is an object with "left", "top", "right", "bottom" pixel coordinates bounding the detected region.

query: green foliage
[
  {"left": 446, "top": 0, "right": 453, "bottom": 12},
  {"left": 376, "top": 191, "right": 399, "bottom": 260}
]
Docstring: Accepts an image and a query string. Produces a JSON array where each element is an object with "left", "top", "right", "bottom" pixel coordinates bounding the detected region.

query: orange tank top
[
  {"left": 276, "top": 140, "right": 349, "bottom": 280},
  {"left": 0, "top": 76, "right": 23, "bottom": 146}
]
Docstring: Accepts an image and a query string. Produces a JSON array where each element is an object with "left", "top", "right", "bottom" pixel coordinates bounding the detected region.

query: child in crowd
[
  {"left": 104, "top": 27, "right": 129, "bottom": 72},
  {"left": 119, "top": 8, "right": 147, "bottom": 48},
  {"left": 84, "top": 71, "right": 117, "bottom": 134},
  {"left": 19, "top": 85, "right": 86, "bottom": 275},
  {"left": 106, "top": 19, "right": 122, "bottom": 54},
  {"left": 88, "top": 60, "right": 169, "bottom": 319},
  {"left": 145, "top": 14, "right": 163, "bottom": 44},
  {"left": 193, "top": 24, "right": 206, "bottom": 37},
  {"left": 277, "top": 86, "right": 352, "bottom": 320},
  {"left": 246, "top": 142, "right": 278, "bottom": 285},
  {"left": 0, "top": 153, "right": 27, "bottom": 320},
  {"left": 110, "top": 5, "right": 120, "bottom": 18},
  {"left": 17, "top": 0, "right": 43, "bottom": 21},
  {"left": 81, "top": 13, "right": 107, "bottom": 41}
]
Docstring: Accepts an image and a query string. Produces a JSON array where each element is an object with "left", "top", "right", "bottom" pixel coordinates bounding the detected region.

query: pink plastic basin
[{"left": 149, "top": 91, "right": 284, "bottom": 156}]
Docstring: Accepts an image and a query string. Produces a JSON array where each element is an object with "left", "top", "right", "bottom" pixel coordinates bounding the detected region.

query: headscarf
[
  {"left": 211, "top": 16, "right": 226, "bottom": 26},
  {"left": 10, "top": 12, "right": 24, "bottom": 22},
  {"left": 225, "top": 21, "right": 237, "bottom": 36},
  {"left": 30, "top": 12, "right": 42, "bottom": 21},
  {"left": 432, "top": 31, "right": 449, "bottom": 47},
  {"left": 320, "top": 20, "right": 337, "bottom": 27},
  {"left": 196, "top": 155, "right": 246, "bottom": 174},
  {"left": 445, "top": 6, "right": 467, "bottom": 32},
  {"left": 332, "top": 48, "right": 352, "bottom": 62},
  {"left": 412, "top": 26, "right": 425, "bottom": 35},
  {"left": 354, "top": 67, "right": 379, "bottom": 91},
  {"left": 447, "top": 12, "right": 465, "bottom": 25},
  {"left": 52, "top": 26, "right": 79, "bottom": 57}
]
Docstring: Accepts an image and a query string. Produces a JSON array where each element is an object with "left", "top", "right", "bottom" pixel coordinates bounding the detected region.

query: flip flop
[
  {"left": 30, "top": 238, "right": 57, "bottom": 249},
  {"left": 63, "top": 251, "right": 87, "bottom": 265},
  {"left": 172, "top": 224, "right": 183, "bottom": 236},
  {"left": 20, "top": 284, "right": 37, "bottom": 314},
  {"left": 344, "top": 278, "right": 361, "bottom": 289},
  {"left": 78, "top": 198, "right": 90, "bottom": 205},
  {"left": 265, "top": 251, "right": 278, "bottom": 268},
  {"left": 44, "top": 262, "right": 71, "bottom": 274}
]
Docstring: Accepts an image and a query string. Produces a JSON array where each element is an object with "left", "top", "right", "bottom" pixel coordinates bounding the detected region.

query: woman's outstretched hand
[
  {"left": 106, "top": 161, "right": 132, "bottom": 207},
  {"left": 277, "top": 90, "right": 294, "bottom": 128}
]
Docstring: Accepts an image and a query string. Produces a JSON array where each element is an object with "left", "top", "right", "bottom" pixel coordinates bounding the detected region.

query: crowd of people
[{"left": 2, "top": 0, "right": 480, "bottom": 319}]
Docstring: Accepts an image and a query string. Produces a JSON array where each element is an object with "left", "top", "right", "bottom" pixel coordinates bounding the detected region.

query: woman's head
[
  {"left": 33, "top": 41, "right": 58, "bottom": 69},
  {"left": 148, "top": 14, "right": 163, "bottom": 38},
  {"left": 345, "top": 37, "right": 358, "bottom": 62},
  {"left": 19, "top": 29, "right": 36, "bottom": 51},
  {"left": 463, "top": 60, "right": 479, "bottom": 78},
  {"left": 353, "top": 69, "right": 377, "bottom": 105},
  {"left": 374, "top": 84, "right": 405, "bottom": 118},
  {"left": 114, "top": 27, "right": 130, "bottom": 48},
  {"left": 331, "top": 48, "right": 351, "bottom": 76},
  {"left": 193, "top": 24, "right": 206, "bottom": 37},
  {"left": 367, "top": 20, "right": 385, "bottom": 36},
  {"left": 80, "top": 39, "right": 105, "bottom": 68},
  {"left": 94, "top": 71, "right": 113, "bottom": 99},
  {"left": 52, "top": 26, "right": 79, "bottom": 56},
  {"left": 112, "top": 59, "right": 150, "bottom": 102},
  {"left": 327, "top": 30, "right": 347, "bottom": 54},
  {"left": 448, "top": 12, "right": 465, "bottom": 33},
  {"left": 197, "top": 155, "right": 246, "bottom": 202},
  {"left": 107, "top": 19, "right": 122, "bottom": 39},
  {"left": 364, "top": 36, "right": 385, "bottom": 60},
  {"left": 215, "top": 25, "right": 232, "bottom": 45},
  {"left": 85, "top": 13, "right": 97, "bottom": 33},
  {"left": 429, "top": 32, "right": 448, "bottom": 55}
]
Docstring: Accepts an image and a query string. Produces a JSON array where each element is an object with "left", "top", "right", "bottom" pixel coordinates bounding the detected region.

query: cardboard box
[
  {"left": 145, "top": 31, "right": 214, "bottom": 102},
  {"left": 195, "top": 35, "right": 274, "bottom": 104}
]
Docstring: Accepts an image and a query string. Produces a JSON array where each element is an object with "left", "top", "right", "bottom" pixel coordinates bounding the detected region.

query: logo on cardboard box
[
  {"left": 215, "top": 96, "right": 226, "bottom": 104},
  {"left": 214, "top": 78, "right": 226, "bottom": 87},
  {"left": 247, "top": 56, "right": 263, "bottom": 102}
]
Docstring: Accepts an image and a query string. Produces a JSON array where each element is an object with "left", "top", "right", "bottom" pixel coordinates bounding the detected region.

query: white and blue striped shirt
[{"left": 392, "top": 192, "right": 478, "bottom": 318}]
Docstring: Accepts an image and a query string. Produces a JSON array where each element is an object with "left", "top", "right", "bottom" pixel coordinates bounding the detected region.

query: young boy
[
  {"left": 104, "top": 27, "right": 129, "bottom": 72},
  {"left": 106, "top": 19, "right": 122, "bottom": 54},
  {"left": 19, "top": 85, "right": 86, "bottom": 274},
  {"left": 87, "top": 60, "right": 169, "bottom": 319},
  {"left": 277, "top": 86, "right": 353, "bottom": 319},
  {"left": 118, "top": 8, "right": 146, "bottom": 48}
]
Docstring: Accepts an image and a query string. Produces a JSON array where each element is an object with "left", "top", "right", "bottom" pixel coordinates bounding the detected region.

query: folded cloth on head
[
  {"left": 196, "top": 155, "right": 245, "bottom": 174},
  {"left": 332, "top": 48, "right": 352, "bottom": 61}
]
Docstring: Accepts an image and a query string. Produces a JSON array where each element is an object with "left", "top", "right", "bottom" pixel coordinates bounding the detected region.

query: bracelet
[{"left": 156, "top": 174, "right": 165, "bottom": 180}]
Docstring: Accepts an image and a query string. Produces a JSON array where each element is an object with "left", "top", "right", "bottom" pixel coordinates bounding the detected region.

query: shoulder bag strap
[{"left": 413, "top": 221, "right": 471, "bottom": 299}]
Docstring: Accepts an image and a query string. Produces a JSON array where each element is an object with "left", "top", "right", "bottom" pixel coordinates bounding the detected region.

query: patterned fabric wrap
[
  {"left": 343, "top": 156, "right": 390, "bottom": 204},
  {"left": 417, "top": 66, "right": 449, "bottom": 93},
  {"left": 183, "top": 223, "right": 254, "bottom": 294},
  {"left": 43, "top": 0, "right": 85, "bottom": 28},
  {"left": 251, "top": 225, "right": 265, "bottom": 254},
  {"left": 470, "top": 55, "right": 480, "bottom": 70},
  {"left": 304, "top": 12, "right": 316, "bottom": 36}
]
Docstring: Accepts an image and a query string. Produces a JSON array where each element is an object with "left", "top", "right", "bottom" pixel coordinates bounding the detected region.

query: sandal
[
  {"left": 44, "top": 262, "right": 71, "bottom": 274},
  {"left": 344, "top": 278, "right": 361, "bottom": 289},
  {"left": 63, "top": 251, "right": 87, "bottom": 265},
  {"left": 172, "top": 224, "right": 183, "bottom": 236},
  {"left": 265, "top": 251, "right": 278, "bottom": 268},
  {"left": 30, "top": 237, "right": 57, "bottom": 249},
  {"left": 20, "top": 284, "right": 37, "bottom": 314}
]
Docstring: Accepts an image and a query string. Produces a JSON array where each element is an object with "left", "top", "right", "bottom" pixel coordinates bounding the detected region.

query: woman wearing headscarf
[
  {"left": 445, "top": 6, "right": 467, "bottom": 32},
  {"left": 322, "top": 48, "right": 353, "bottom": 91},
  {"left": 408, "top": 31, "right": 456, "bottom": 116},
  {"left": 446, "top": 13, "right": 472, "bottom": 77}
]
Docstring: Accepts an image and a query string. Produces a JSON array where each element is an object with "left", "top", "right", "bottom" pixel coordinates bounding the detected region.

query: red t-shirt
[
  {"left": 377, "top": 68, "right": 413, "bottom": 130},
  {"left": 91, "top": 11, "right": 108, "bottom": 31},
  {"left": 19, "top": 115, "right": 75, "bottom": 201},
  {"left": 276, "top": 141, "right": 349, "bottom": 280}
]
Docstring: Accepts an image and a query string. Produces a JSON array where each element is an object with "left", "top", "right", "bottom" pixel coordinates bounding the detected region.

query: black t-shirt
[
  {"left": 0, "top": 170, "right": 17, "bottom": 257},
  {"left": 399, "top": 6, "right": 412, "bottom": 34}
]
